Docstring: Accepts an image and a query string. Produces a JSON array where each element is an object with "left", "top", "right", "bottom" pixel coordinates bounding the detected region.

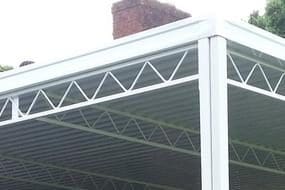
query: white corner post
[{"left": 198, "top": 36, "right": 229, "bottom": 190}]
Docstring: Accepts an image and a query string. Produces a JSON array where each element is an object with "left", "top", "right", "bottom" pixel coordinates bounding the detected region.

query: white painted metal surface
[
  {"left": 209, "top": 37, "right": 229, "bottom": 190},
  {"left": 0, "top": 15, "right": 284, "bottom": 190},
  {"left": 198, "top": 38, "right": 212, "bottom": 190},
  {"left": 221, "top": 19, "right": 285, "bottom": 61},
  {"left": 199, "top": 37, "right": 230, "bottom": 190},
  {"left": 0, "top": 17, "right": 210, "bottom": 96},
  {"left": 0, "top": 16, "right": 284, "bottom": 96}
]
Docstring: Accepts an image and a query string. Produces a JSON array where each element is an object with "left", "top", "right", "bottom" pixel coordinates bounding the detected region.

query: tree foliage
[
  {"left": 0, "top": 65, "right": 13, "bottom": 72},
  {"left": 249, "top": 0, "right": 285, "bottom": 38}
]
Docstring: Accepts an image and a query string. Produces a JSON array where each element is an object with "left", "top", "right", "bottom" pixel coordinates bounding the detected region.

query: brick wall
[{"left": 112, "top": 0, "right": 191, "bottom": 39}]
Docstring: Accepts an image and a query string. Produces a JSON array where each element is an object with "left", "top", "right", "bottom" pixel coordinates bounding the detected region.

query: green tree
[
  {"left": 249, "top": 0, "right": 285, "bottom": 38},
  {"left": 0, "top": 65, "right": 13, "bottom": 72}
]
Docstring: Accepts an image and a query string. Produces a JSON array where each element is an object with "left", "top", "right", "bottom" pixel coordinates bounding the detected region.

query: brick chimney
[{"left": 112, "top": 0, "right": 191, "bottom": 39}]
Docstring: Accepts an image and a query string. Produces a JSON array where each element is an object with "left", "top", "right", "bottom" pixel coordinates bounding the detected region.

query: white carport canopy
[{"left": 0, "top": 17, "right": 284, "bottom": 190}]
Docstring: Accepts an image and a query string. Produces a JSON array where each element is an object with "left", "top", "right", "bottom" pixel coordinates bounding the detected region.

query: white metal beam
[
  {"left": 0, "top": 74, "right": 199, "bottom": 127},
  {"left": 221, "top": 19, "right": 285, "bottom": 61},
  {"left": 210, "top": 36, "right": 229, "bottom": 190},
  {"left": 37, "top": 114, "right": 285, "bottom": 176},
  {"left": 40, "top": 94, "right": 285, "bottom": 176},
  {"left": 0, "top": 17, "right": 284, "bottom": 98},
  {"left": 198, "top": 38, "right": 212, "bottom": 190},
  {"left": 0, "top": 17, "right": 211, "bottom": 96},
  {"left": 2, "top": 85, "right": 284, "bottom": 177},
  {"left": 38, "top": 117, "right": 200, "bottom": 157},
  {"left": 199, "top": 37, "right": 229, "bottom": 190},
  {"left": 47, "top": 93, "right": 285, "bottom": 158},
  {"left": 10, "top": 96, "right": 19, "bottom": 119},
  {"left": 228, "top": 79, "right": 285, "bottom": 102}
]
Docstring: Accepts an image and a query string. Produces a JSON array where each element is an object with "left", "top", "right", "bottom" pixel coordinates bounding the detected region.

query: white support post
[
  {"left": 11, "top": 96, "right": 19, "bottom": 119},
  {"left": 198, "top": 36, "right": 229, "bottom": 190},
  {"left": 210, "top": 36, "right": 229, "bottom": 190},
  {"left": 198, "top": 38, "right": 212, "bottom": 190}
]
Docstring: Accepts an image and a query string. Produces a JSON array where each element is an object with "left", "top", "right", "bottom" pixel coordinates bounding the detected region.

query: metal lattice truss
[
  {"left": 229, "top": 141, "right": 285, "bottom": 175},
  {"left": 42, "top": 106, "right": 200, "bottom": 157},
  {"left": 227, "top": 51, "right": 285, "bottom": 101},
  {"left": 0, "top": 46, "right": 198, "bottom": 189},
  {"left": 1, "top": 103, "right": 284, "bottom": 189},
  {"left": 42, "top": 104, "right": 285, "bottom": 175},
  {"left": 0, "top": 46, "right": 198, "bottom": 125},
  {"left": 0, "top": 43, "right": 284, "bottom": 189}
]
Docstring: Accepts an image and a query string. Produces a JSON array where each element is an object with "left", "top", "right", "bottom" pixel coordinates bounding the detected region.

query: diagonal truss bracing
[
  {"left": 0, "top": 43, "right": 284, "bottom": 189},
  {"left": 0, "top": 45, "right": 198, "bottom": 189},
  {"left": 227, "top": 50, "right": 285, "bottom": 101},
  {"left": 0, "top": 153, "right": 182, "bottom": 190},
  {"left": 39, "top": 102, "right": 285, "bottom": 176},
  {"left": 0, "top": 45, "right": 198, "bottom": 126}
]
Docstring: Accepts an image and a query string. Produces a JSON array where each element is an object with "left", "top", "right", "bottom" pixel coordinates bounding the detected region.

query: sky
[{"left": 0, "top": 0, "right": 266, "bottom": 68}]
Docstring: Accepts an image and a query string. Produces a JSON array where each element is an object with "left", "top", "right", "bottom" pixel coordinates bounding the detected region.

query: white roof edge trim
[
  {"left": 0, "top": 16, "right": 212, "bottom": 96},
  {"left": 219, "top": 19, "right": 285, "bottom": 60},
  {"left": 0, "top": 16, "right": 210, "bottom": 80},
  {"left": 0, "top": 16, "right": 284, "bottom": 96}
]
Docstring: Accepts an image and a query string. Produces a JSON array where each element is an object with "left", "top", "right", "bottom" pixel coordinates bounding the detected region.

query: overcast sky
[{"left": 0, "top": 0, "right": 266, "bottom": 68}]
